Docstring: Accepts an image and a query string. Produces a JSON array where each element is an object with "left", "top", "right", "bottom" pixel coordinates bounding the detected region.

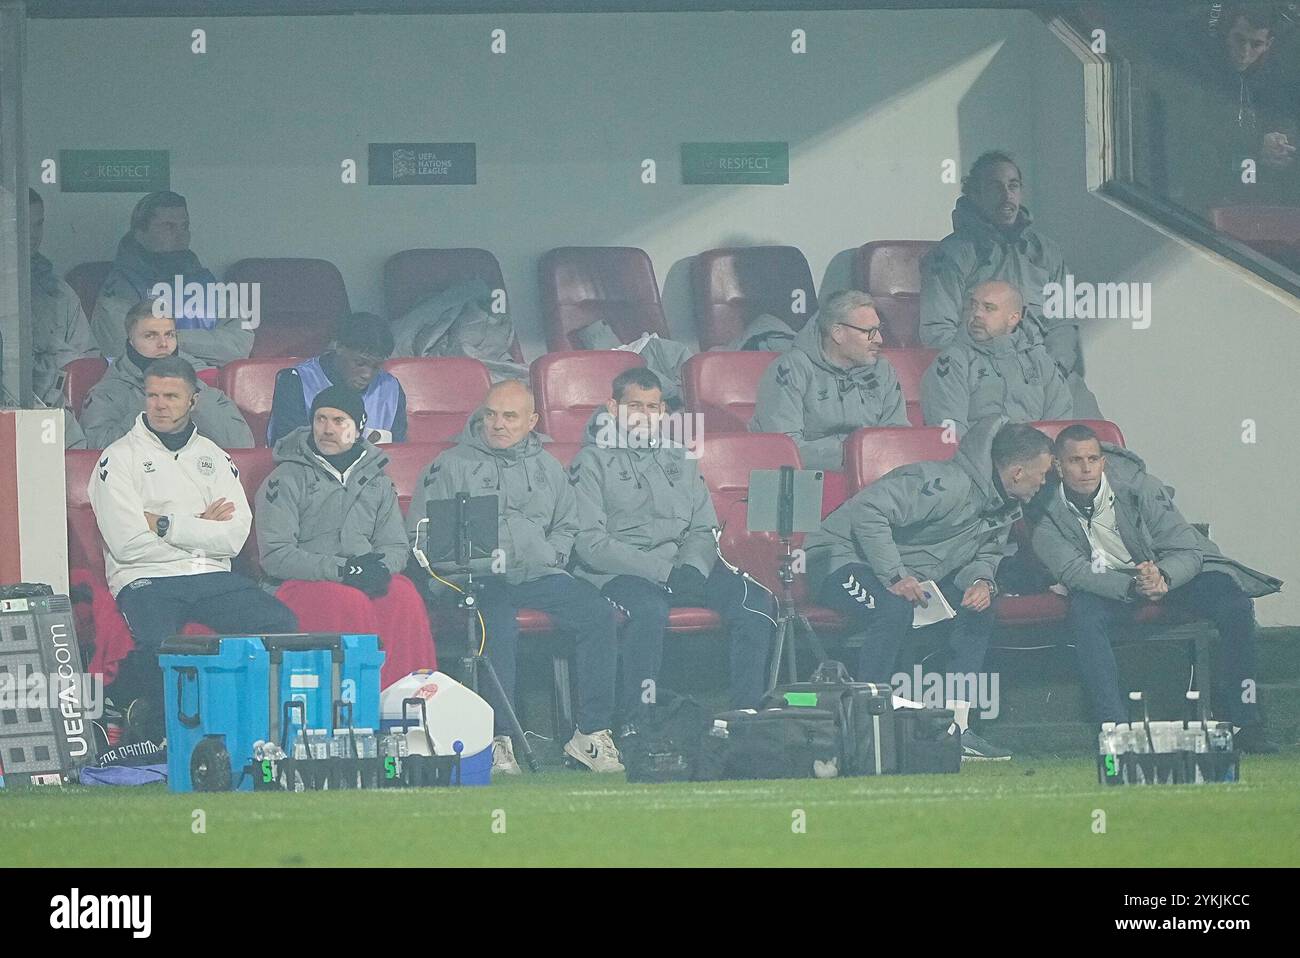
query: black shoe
[
  {"left": 616, "top": 722, "right": 641, "bottom": 744},
  {"left": 1235, "top": 725, "right": 1281, "bottom": 754},
  {"left": 960, "top": 729, "right": 1013, "bottom": 761},
  {"left": 122, "top": 697, "right": 165, "bottom": 744}
]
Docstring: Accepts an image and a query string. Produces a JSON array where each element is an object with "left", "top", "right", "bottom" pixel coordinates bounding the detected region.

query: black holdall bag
[
  {"left": 895, "top": 706, "right": 962, "bottom": 774},
  {"left": 622, "top": 689, "right": 712, "bottom": 784},
  {"left": 694, "top": 706, "right": 842, "bottom": 781},
  {"left": 764, "top": 660, "right": 897, "bottom": 776}
]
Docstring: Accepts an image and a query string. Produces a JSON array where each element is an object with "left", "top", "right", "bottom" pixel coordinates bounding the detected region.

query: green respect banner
[
  {"left": 60, "top": 150, "right": 170, "bottom": 192},
  {"left": 681, "top": 141, "right": 789, "bottom": 185}
]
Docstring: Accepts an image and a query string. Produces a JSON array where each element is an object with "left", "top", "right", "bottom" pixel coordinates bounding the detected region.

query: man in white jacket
[{"left": 89, "top": 355, "right": 297, "bottom": 720}]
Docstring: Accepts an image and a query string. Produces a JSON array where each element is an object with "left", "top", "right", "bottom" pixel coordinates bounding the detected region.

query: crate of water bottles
[
  {"left": 1097, "top": 691, "right": 1239, "bottom": 786},
  {"left": 246, "top": 698, "right": 463, "bottom": 791}
]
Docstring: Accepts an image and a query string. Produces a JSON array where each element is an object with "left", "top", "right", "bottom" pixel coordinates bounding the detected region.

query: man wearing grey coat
[
  {"left": 569, "top": 367, "right": 775, "bottom": 723},
  {"left": 749, "top": 290, "right": 908, "bottom": 470},
  {"left": 806, "top": 418, "right": 1056, "bottom": 759},
  {"left": 1029, "top": 424, "right": 1281, "bottom": 751},
  {"left": 405, "top": 380, "right": 623, "bottom": 774},
  {"left": 921, "top": 280, "right": 1072, "bottom": 437},
  {"left": 80, "top": 302, "right": 253, "bottom": 450},
  {"left": 255, "top": 385, "right": 436, "bottom": 691},
  {"left": 920, "top": 151, "right": 1101, "bottom": 418}
]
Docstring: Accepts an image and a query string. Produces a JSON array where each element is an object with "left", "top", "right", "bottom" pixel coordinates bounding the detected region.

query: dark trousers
[
  {"left": 818, "top": 564, "right": 994, "bottom": 687},
  {"left": 1066, "top": 571, "right": 1261, "bottom": 725},
  {"left": 476, "top": 574, "right": 619, "bottom": 735},
  {"left": 113, "top": 572, "right": 299, "bottom": 704},
  {"left": 601, "top": 566, "right": 775, "bottom": 717}
]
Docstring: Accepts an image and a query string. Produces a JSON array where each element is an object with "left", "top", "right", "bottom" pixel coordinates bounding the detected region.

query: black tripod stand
[
  {"left": 414, "top": 494, "right": 540, "bottom": 773},
  {"left": 766, "top": 533, "right": 831, "bottom": 690},
  {"left": 748, "top": 465, "right": 830, "bottom": 691}
]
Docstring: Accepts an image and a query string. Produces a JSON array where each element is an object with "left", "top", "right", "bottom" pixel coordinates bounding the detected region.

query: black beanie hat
[{"left": 311, "top": 384, "right": 367, "bottom": 433}]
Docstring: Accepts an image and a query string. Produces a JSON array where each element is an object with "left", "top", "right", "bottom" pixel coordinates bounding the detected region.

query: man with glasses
[
  {"left": 921, "top": 280, "right": 1072, "bottom": 438},
  {"left": 267, "top": 311, "right": 408, "bottom": 446},
  {"left": 750, "top": 289, "right": 908, "bottom": 470}
]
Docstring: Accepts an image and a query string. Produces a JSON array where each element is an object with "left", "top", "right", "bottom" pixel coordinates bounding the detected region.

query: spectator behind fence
[
  {"left": 921, "top": 280, "right": 1072, "bottom": 437},
  {"left": 91, "top": 191, "right": 252, "bottom": 366},
  {"left": 749, "top": 290, "right": 908, "bottom": 470},
  {"left": 28, "top": 188, "right": 98, "bottom": 407},
  {"left": 569, "top": 367, "right": 776, "bottom": 729},
  {"left": 88, "top": 355, "right": 297, "bottom": 737},
  {"left": 405, "top": 380, "right": 623, "bottom": 775},
  {"left": 266, "top": 312, "right": 407, "bottom": 446},
  {"left": 255, "top": 384, "right": 436, "bottom": 690},
  {"left": 920, "top": 151, "right": 1102, "bottom": 418},
  {"left": 805, "top": 418, "right": 1056, "bottom": 761},
  {"left": 81, "top": 301, "right": 253, "bottom": 450},
  {"left": 1028, "top": 424, "right": 1282, "bottom": 752}
]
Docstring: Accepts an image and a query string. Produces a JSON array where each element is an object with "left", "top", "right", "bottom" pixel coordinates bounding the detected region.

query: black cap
[{"left": 310, "top": 384, "right": 366, "bottom": 433}]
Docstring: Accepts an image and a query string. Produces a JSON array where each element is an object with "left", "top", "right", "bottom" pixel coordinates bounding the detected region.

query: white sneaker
[
  {"left": 563, "top": 728, "right": 625, "bottom": 773},
  {"left": 491, "top": 734, "right": 522, "bottom": 775}
]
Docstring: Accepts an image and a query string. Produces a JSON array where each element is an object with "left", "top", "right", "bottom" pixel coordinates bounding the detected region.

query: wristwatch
[
  {"left": 155, "top": 515, "right": 170, "bottom": 538},
  {"left": 975, "top": 577, "right": 998, "bottom": 598}
]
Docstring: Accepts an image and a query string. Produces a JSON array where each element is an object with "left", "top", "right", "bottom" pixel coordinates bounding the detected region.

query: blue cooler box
[{"left": 159, "top": 633, "right": 383, "bottom": 793}]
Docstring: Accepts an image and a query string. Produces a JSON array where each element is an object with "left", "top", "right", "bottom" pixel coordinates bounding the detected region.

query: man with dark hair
[
  {"left": 750, "top": 289, "right": 908, "bottom": 470},
  {"left": 920, "top": 151, "right": 1101, "bottom": 418},
  {"left": 806, "top": 418, "right": 1055, "bottom": 760},
  {"left": 921, "top": 280, "right": 1072, "bottom": 437},
  {"left": 570, "top": 367, "right": 775, "bottom": 732},
  {"left": 81, "top": 301, "right": 253, "bottom": 449},
  {"left": 256, "top": 384, "right": 437, "bottom": 690},
  {"left": 27, "top": 188, "right": 99, "bottom": 407},
  {"left": 406, "top": 380, "right": 622, "bottom": 775},
  {"left": 88, "top": 354, "right": 297, "bottom": 731},
  {"left": 1029, "top": 425, "right": 1281, "bottom": 751},
  {"left": 91, "top": 191, "right": 252, "bottom": 365},
  {"left": 267, "top": 312, "right": 407, "bottom": 446}
]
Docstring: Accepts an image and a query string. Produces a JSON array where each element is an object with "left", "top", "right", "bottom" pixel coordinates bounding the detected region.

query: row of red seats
[
  {"left": 63, "top": 347, "right": 938, "bottom": 449},
  {"left": 62, "top": 240, "right": 936, "bottom": 364},
  {"left": 64, "top": 417, "right": 1140, "bottom": 668}
]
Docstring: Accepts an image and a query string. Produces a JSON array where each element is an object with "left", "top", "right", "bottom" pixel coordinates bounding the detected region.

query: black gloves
[
  {"left": 666, "top": 564, "right": 708, "bottom": 606},
  {"left": 342, "top": 552, "right": 392, "bottom": 597}
]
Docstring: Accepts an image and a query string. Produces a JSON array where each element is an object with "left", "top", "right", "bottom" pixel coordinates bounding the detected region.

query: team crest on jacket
[
  {"left": 196, "top": 455, "right": 216, "bottom": 477},
  {"left": 142, "top": 460, "right": 155, "bottom": 474}
]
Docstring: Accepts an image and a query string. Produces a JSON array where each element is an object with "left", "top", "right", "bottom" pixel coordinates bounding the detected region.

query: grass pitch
[{"left": 3, "top": 753, "right": 1298, "bottom": 867}]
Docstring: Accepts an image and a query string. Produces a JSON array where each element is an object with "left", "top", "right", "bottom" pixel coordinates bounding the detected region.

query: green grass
[{"left": 4, "top": 754, "right": 1299, "bottom": 867}]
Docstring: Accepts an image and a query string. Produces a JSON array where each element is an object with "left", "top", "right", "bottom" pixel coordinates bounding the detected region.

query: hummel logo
[
  {"left": 840, "top": 574, "right": 876, "bottom": 608},
  {"left": 346, "top": 564, "right": 364, "bottom": 576},
  {"left": 586, "top": 743, "right": 600, "bottom": 758}
]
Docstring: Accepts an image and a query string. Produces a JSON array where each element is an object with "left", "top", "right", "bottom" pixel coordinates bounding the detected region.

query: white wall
[
  {"left": 27, "top": 10, "right": 1038, "bottom": 354},
  {"left": 1028, "top": 19, "right": 1300, "bottom": 625}
]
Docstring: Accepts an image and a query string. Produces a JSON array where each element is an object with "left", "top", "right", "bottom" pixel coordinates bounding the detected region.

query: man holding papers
[{"left": 804, "top": 417, "right": 1054, "bottom": 759}]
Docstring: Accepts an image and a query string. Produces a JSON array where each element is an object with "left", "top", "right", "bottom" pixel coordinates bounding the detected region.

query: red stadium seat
[
  {"left": 382, "top": 442, "right": 450, "bottom": 517},
  {"left": 229, "top": 448, "right": 277, "bottom": 578},
  {"left": 197, "top": 368, "right": 218, "bottom": 387},
  {"left": 880, "top": 347, "right": 936, "bottom": 427},
  {"left": 65, "top": 261, "right": 113, "bottom": 319},
  {"left": 218, "top": 357, "right": 306, "bottom": 446},
  {"left": 225, "top": 258, "right": 349, "bottom": 358},
  {"left": 538, "top": 247, "right": 670, "bottom": 352},
  {"left": 691, "top": 246, "right": 816, "bottom": 350},
  {"left": 681, "top": 351, "right": 778, "bottom": 433},
  {"left": 530, "top": 350, "right": 645, "bottom": 443},
  {"left": 853, "top": 241, "right": 935, "bottom": 347},
  {"left": 382, "top": 248, "right": 525, "bottom": 363},
  {"left": 1030, "top": 419, "right": 1125, "bottom": 447},
  {"left": 544, "top": 441, "right": 582, "bottom": 468},
  {"left": 844, "top": 425, "right": 955, "bottom": 495},
  {"left": 65, "top": 449, "right": 107, "bottom": 583},
  {"left": 63, "top": 357, "right": 108, "bottom": 414},
  {"left": 383, "top": 357, "right": 492, "bottom": 443}
]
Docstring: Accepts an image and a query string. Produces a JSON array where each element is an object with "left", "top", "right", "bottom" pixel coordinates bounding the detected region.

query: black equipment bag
[
  {"left": 764, "top": 660, "right": 897, "bottom": 776},
  {"left": 694, "top": 706, "right": 842, "bottom": 781},
  {"left": 895, "top": 707, "right": 962, "bottom": 774},
  {"left": 622, "top": 689, "right": 711, "bottom": 784}
]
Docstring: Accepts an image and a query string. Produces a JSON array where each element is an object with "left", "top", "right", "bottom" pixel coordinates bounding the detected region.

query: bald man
[
  {"left": 921, "top": 280, "right": 1073, "bottom": 438},
  {"left": 406, "top": 381, "right": 623, "bottom": 775}
]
